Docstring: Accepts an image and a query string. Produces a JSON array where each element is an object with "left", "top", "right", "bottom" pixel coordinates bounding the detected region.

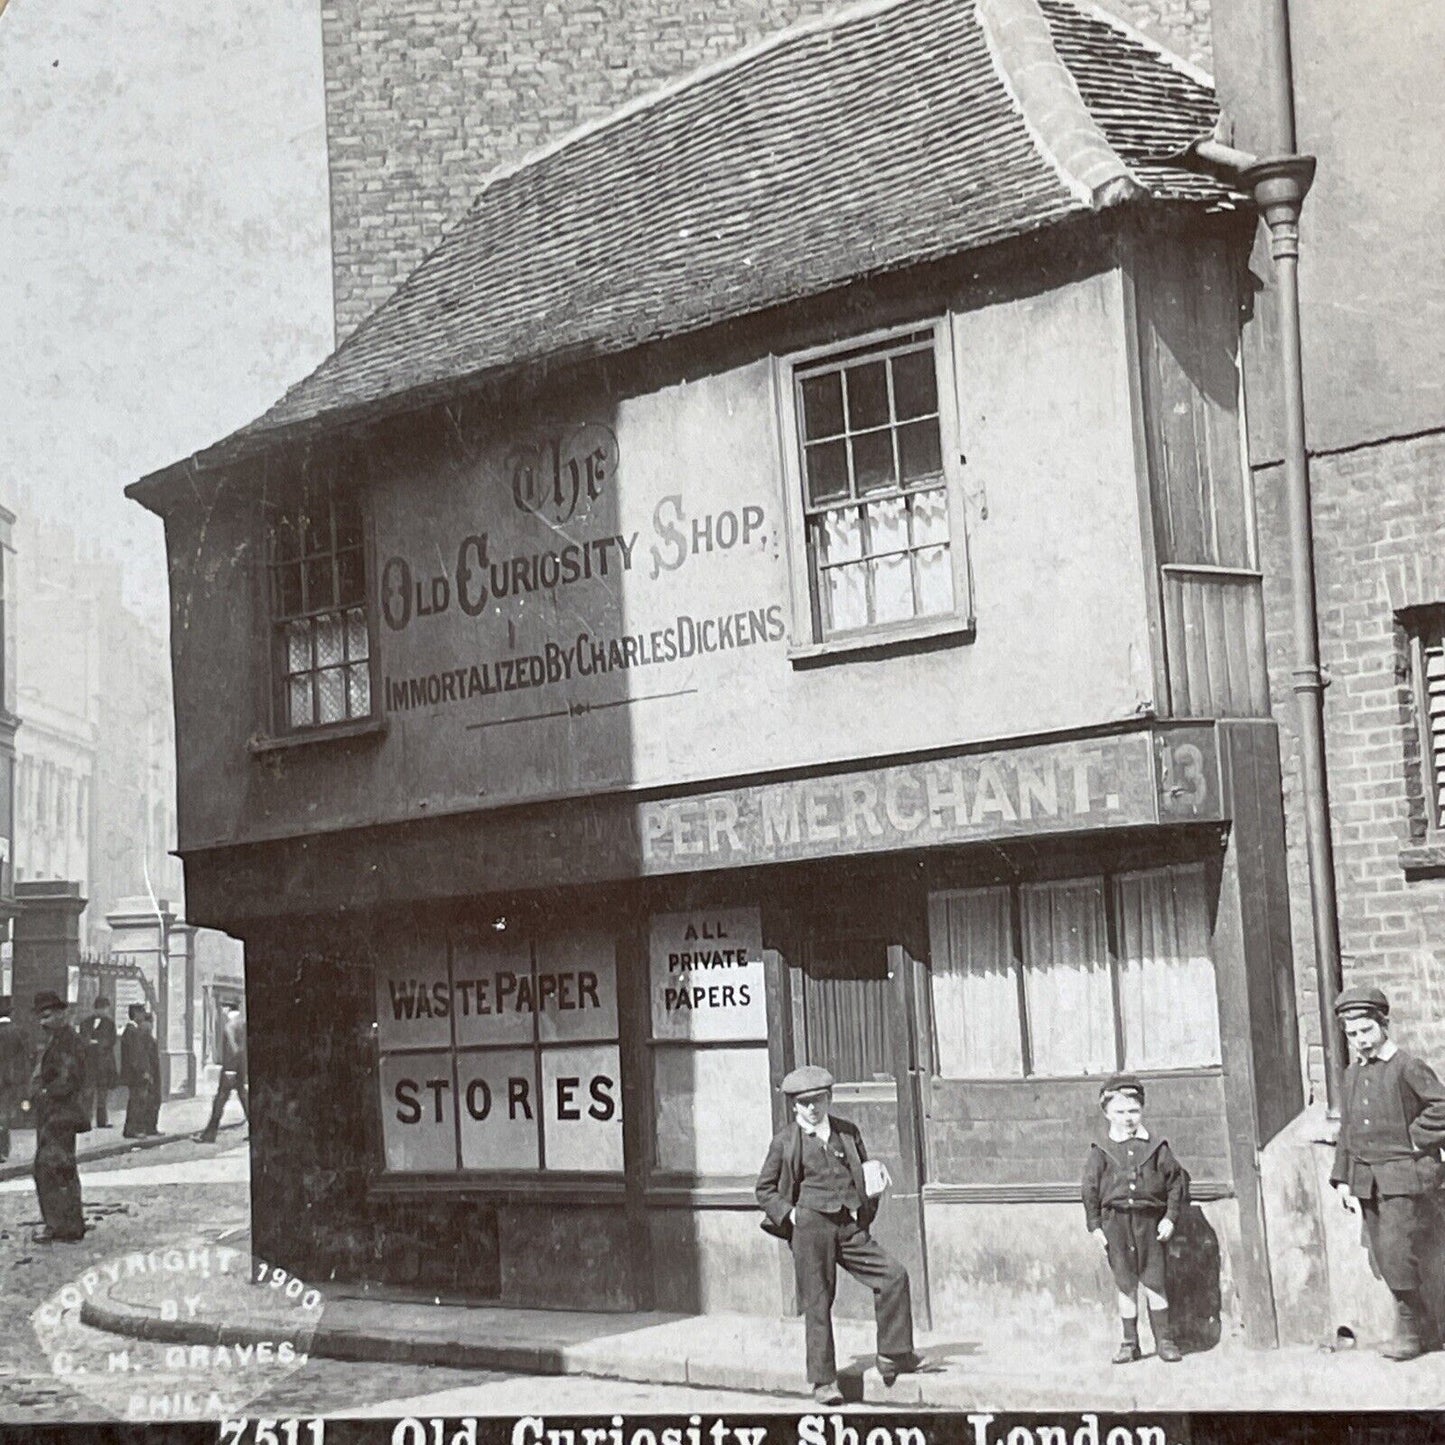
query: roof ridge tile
[{"left": 976, "top": 0, "right": 1141, "bottom": 206}]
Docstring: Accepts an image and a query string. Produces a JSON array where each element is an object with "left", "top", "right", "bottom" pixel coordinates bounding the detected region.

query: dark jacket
[
  {"left": 0, "top": 1019, "right": 27, "bottom": 1091},
  {"left": 1082, "top": 1134, "right": 1188, "bottom": 1231},
  {"left": 756, "top": 1115, "right": 878, "bottom": 1241},
  {"left": 82, "top": 1014, "right": 118, "bottom": 1087},
  {"left": 33, "top": 1024, "right": 89, "bottom": 1132},
  {"left": 120, "top": 1023, "right": 160, "bottom": 1090},
  {"left": 1330, "top": 1047, "right": 1445, "bottom": 1197}
]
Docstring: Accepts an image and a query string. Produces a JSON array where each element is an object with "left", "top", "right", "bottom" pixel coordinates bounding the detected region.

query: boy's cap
[
  {"left": 1099, "top": 1073, "right": 1145, "bottom": 1105},
  {"left": 33, "top": 991, "right": 67, "bottom": 1015},
  {"left": 782, "top": 1064, "right": 834, "bottom": 1096},
  {"left": 1334, "top": 985, "right": 1389, "bottom": 1020}
]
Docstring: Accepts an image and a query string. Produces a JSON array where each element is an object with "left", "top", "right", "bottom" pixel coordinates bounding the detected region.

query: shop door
[{"left": 787, "top": 935, "right": 931, "bottom": 1329}]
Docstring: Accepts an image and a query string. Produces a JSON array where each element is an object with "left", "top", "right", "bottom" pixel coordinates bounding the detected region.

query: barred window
[
  {"left": 267, "top": 484, "right": 373, "bottom": 732},
  {"left": 1408, "top": 608, "right": 1445, "bottom": 832},
  {"left": 794, "top": 332, "right": 955, "bottom": 640}
]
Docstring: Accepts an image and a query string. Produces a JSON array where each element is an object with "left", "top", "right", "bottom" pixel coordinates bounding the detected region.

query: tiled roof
[{"left": 140, "top": 0, "right": 1231, "bottom": 480}]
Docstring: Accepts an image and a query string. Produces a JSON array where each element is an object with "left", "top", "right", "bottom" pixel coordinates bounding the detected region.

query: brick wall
[
  {"left": 1258, "top": 430, "right": 1445, "bottom": 1074},
  {"left": 320, "top": 0, "right": 1214, "bottom": 339}
]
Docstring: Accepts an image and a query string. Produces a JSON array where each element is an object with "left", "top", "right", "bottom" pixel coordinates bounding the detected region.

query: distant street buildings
[{"left": 1, "top": 501, "right": 243, "bottom": 1093}]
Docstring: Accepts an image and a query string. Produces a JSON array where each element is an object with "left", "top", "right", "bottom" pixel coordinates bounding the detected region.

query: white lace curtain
[{"left": 927, "top": 864, "right": 1220, "bottom": 1079}]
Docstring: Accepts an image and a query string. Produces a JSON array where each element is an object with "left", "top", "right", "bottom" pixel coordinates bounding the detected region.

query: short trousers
[{"left": 1102, "top": 1207, "right": 1168, "bottom": 1295}]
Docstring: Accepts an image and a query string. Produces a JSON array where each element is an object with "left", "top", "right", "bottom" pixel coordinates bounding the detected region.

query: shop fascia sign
[{"left": 638, "top": 727, "right": 1220, "bottom": 872}]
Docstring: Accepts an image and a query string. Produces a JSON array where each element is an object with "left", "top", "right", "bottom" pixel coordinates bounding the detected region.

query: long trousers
[
  {"left": 33, "top": 1120, "right": 85, "bottom": 1239},
  {"left": 200, "top": 1070, "right": 248, "bottom": 1139},
  {"left": 82, "top": 1084, "right": 113, "bottom": 1128},
  {"left": 0, "top": 1087, "right": 18, "bottom": 1160},
  {"left": 124, "top": 1081, "right": 159, "bottom": 1137},
  {"left": 1362, "top": 1190, "right": 1428, "bottom": 1294},
  {"left": 791, "top": 1205, "right": 913, "bottom": 1384}
]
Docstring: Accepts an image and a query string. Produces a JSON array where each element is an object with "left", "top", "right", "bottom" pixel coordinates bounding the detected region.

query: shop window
[
  {"left": 777, "top": 325, "right": 971, "bottom": 648},
  {"left": 373, "top": 923, "right": 623, "bottom": 1176},
  {"left": 265, "top": 482, "right": 373, "bottom": 733},
  {"left": 799, "top": 935, "right": 892, "bottom": 1083},
  {"left": 1407, "top": 607, "right": 1445, "bottom": 833},
  {"left": 647, "top": 905, "right": 773, "bottom": 1176},
  {"left": 927, "top": 863, "right": 1220, "bottom": 1079}
]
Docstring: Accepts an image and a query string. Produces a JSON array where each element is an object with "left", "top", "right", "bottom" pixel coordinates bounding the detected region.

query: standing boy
[
  {"left": 756, "top": 1064, "right": 921, "bottom": 1405},
  {"left": 30, "top": 991, "right": 86, "bottom": 1243},
  {"left": 1082, "top": 1073, "right": 1188, "bottom": 1363},
  {"left": 1330, "top": 985, "right": 1445, "bottom": 1360},
  {"left": 81, "top": 995, "right": 118, "bottom": 1129}
]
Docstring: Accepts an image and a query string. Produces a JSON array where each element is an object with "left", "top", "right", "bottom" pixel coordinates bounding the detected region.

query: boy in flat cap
[
  {"left": 1082, "top": 1074, "right": 1188, "bottom": 1363},
  {"left": 755, "top": 1063, "right": 920, "bottom": 1404},
  {"left": 1330, "top": 985, "right": 1445, "bottom": 1360},
  {"left": 30, "top": 991, "right": 87, "bottom": 1243}
]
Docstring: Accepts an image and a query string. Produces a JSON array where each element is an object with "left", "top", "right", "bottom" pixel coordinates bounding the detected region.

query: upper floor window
[
  {"left": 1407, "top": 607, "right": 1445, "bottom": 834},
  {"left": 266, "top": 483, "right": 374, "bottom": 733},
  {"left": 778, "top": 324, "right": 971, "bottom": 652}
]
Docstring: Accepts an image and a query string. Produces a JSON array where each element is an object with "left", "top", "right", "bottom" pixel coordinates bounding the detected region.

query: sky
[{"left": 0, "top": 0, "right": 335, "bottom": 625}]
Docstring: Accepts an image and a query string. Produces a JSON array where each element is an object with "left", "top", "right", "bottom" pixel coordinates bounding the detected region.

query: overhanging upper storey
[{"left": 128, "top": 0, "right": 1234, "bottom": 506}]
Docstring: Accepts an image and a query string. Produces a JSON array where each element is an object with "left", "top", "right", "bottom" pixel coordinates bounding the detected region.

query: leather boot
[
  {"left": 1381, "top": 1293, "right": 1426, "bottom": 1361},
  {"left": 1149, "top": 1307, "right": 1182, "bottom": 1362}
]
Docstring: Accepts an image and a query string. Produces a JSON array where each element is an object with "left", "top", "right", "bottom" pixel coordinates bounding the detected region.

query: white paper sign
[
  {"left": 457, "top": 1048, "right": 542, "bottom": 1170},
  {"left": 541, "top": 1044, "right": 623, "bottom": 1171},
  {"left": 379, "top": 1052, "right": 457, "bottom": 1173},
  {"left": 649, "top": 906, "right": 766, "bottom": 1041}
]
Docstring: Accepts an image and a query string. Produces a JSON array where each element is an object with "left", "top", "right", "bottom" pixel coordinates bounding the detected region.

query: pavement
[
  {"left": 0, "top": 1093, "right": 243, "bottom": 1183},
  {"left": 79, "top": 1244, "right": 1445, "bottom": 1413}
]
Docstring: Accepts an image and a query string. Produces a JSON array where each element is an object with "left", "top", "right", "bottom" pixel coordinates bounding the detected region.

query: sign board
[
  {"left": 637, "top": 729, "right": 1222, "bottom": 873},
  {"left": 648, "top": 906, "right": 766, "bottom": 1042},
  {"left": 375, "top": 925, "right": 624, "bottom": 1174}
]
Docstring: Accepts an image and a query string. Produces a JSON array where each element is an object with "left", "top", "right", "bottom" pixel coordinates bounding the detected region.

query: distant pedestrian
[
  {"left": 1330, "top": 985, "right": 1445, "bottom": 1360},
  {"left": 0, "top": 995, "right": 27, "bottom": 1163},
  {"left": 30, "top": 991, "right": 86, "bottom": 1243},
  {"left": 81, "top": 995, "right": 118, "bottom": 1129},
  {"left": 120, "top": 1004, "right": 162, "bottom": 1138},
  {"left": 755, "top": 1064, "right": 922, "bottom": 1405},
  {"left": 1082, "top": 1074, "right": 1188, "bottom": 1364},
  {"left": 195, "top": 1001, "right": 248, "bottom": 1143}
]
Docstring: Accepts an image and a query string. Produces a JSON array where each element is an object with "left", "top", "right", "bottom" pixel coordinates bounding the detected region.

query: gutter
[{"left": 1178, "top": 128, "right": 1345, "bottom": 1116}]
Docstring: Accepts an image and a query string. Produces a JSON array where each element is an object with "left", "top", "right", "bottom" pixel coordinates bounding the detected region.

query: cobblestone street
[{"left": 0, "top": 1133, "right": 796, "bottom": 1422}]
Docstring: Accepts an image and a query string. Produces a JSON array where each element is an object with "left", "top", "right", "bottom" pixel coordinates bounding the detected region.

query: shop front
[{"left": 217, "top": 715, "right": 1295, "bottom": 1343}]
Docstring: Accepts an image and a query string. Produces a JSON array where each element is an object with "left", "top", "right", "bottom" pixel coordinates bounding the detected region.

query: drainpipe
[{"left": 1180, "top": 135, "right": 1344, "bottom": 1115}]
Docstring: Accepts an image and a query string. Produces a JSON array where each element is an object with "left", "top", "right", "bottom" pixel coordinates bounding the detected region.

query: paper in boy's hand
[{"left": 862, "top": 1158, "right": 891, "bottom": 1197}]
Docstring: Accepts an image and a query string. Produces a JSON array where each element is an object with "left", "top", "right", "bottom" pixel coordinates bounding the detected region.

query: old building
[{"left": 131, "top": 0, "right": 1310, "bottom": 1346}]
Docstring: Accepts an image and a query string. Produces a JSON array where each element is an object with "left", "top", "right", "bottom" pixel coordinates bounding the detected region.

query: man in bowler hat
[
  {"left": 1330, "top": 985, "right": 1445, "bottom": 1359},
  {"left": 0, "top": 995, "right": 27, "bottom": 1163},
  {"left": 81, "top": 995, "right": 118, "bottom": 1129},
  {"left": 756, "top": 1064, "right": 921, "bottom": 1404},
  {"left": 30, "top": 991, "right": 86, "bottom": 1242}
]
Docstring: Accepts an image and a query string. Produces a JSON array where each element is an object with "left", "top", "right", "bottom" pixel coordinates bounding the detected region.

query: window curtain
[
  {"left": 1114, "top": 863, "right": 1221, "bottom": 1069},
  {"left": 927, "top": 887, "right": 1022, "bottom": 1078},
  {"left": 1020, "top": 878, "right": 1114, "bottom": 1076},
  {"left": 801, "top": 938, "right": 892, "bottom": 1083}
]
